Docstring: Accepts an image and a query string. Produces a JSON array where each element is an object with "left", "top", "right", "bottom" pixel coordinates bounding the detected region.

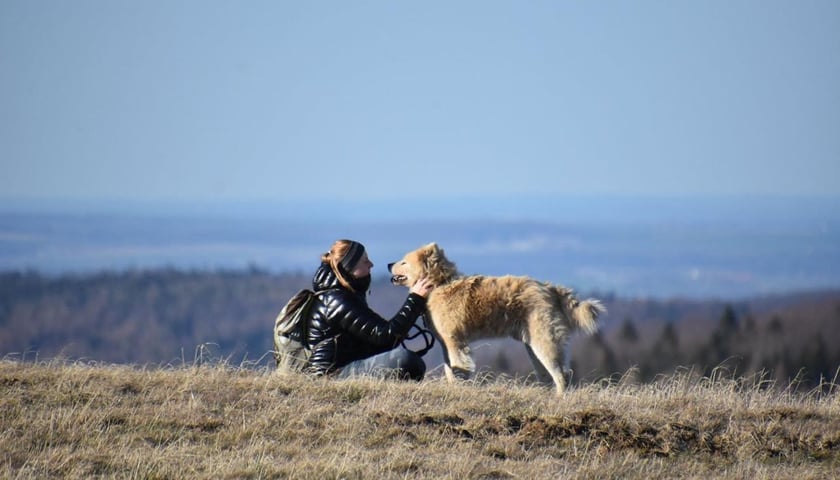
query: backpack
[{"left": 273, "top": 289, "right": 318, "bottom": 373}]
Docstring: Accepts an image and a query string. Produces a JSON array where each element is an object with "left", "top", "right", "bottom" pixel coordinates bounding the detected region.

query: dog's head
[{"left": 388, "top": 242, "right": 458, "bottom": 288}]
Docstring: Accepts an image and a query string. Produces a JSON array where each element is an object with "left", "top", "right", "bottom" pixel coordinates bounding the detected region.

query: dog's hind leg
[
  {"left": 524, "top": 344, "right": 555, "bottom": 387},
  {"left": 524, "top": 336, "right": 568, "bottom": 394}
]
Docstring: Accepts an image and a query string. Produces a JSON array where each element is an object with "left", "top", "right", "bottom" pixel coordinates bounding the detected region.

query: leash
[{"left": 401, "top": 315, "right": 436, "bottom": 357}]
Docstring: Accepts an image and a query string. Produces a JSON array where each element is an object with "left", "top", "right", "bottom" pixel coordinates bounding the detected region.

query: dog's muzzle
[{"left": 388, "top": 262, "right": 408, "bottom": 285}]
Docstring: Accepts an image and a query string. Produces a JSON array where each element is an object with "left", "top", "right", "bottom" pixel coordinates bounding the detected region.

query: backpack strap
[
  {"left": 299, "top": 292, "right": 317, "bottom": 350},
  {"left": 302, "top": 288, "right": 340, "bottom": 348}
]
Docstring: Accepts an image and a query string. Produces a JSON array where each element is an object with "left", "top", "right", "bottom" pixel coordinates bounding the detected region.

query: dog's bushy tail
[
  {"left": 571, "top": 299, "right": 605, "bottom": 335},
  {"left": 556, "top": 286, "right": 606, "bottom": 335}
]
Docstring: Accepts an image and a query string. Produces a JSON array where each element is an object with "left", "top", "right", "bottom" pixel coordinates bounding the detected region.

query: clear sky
[{"left": 1, "top": 1, "right": 839, "bottom": 205}]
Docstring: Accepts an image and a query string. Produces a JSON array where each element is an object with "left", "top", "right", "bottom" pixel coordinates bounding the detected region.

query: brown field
[{"left": 1, "top": 360, "right": 839, "bottom": 479}]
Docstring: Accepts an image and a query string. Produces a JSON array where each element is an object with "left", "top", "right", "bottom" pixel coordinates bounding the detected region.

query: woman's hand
[{"left": 410, "top": 277, "right": 435, "bottom": 298}]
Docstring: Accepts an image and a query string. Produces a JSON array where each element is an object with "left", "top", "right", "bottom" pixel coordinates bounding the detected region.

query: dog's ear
[
  {"left": 422, "top": 243, "right": 441, "bottom": 262},
  {"left": 420, "top": 242, "right": 457, "bottom": 284}
]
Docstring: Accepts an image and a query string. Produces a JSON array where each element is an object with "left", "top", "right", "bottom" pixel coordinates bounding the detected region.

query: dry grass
[{"left": 1, "top": 360, "right": 838, "bottom": 479}]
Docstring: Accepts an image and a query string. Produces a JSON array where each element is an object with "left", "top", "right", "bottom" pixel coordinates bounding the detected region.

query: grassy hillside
[{"left": 2, "top": 360, "right": 838, "bottom": 479}]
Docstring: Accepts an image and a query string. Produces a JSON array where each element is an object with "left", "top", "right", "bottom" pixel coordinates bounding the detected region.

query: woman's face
[{"left": 351, "top": 252, "right": 373, "bottom": 278}]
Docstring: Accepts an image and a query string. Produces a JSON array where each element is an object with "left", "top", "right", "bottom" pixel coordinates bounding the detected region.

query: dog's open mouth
[{"left": 390, "top": 275, "right": 407, "bottom": 285}]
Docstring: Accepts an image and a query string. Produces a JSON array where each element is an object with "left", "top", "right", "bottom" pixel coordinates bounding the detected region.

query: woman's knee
[{"left": 392, "top": 349, "right": 425, "bottom": 380}]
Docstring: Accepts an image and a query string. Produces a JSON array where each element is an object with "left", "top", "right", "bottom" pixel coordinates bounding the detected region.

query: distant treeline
[{"left": 1, "top": 269, "right": 839, "bottom": 389}]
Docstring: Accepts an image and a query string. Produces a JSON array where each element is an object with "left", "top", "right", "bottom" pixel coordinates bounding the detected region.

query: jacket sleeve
[{"left": 324, "top": 291, "right": 427, "bottom": 347}]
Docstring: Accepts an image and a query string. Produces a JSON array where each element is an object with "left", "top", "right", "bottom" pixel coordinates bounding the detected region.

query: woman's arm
[{"left": 327, "top": 291, "right": 427, "bottom": 347}]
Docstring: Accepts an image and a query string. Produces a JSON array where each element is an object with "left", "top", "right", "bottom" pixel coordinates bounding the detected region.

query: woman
[{"left": 306, "top": 239, "right": 434, "bottom": 380}]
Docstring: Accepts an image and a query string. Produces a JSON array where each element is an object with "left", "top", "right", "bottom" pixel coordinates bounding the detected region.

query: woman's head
[{"left": 321, "top": 239, "right": 374, "bottom": 292}]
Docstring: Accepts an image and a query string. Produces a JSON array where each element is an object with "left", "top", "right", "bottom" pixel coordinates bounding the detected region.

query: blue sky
[{"left": 1, "top": 1, "right": 839, "bottom": 207}]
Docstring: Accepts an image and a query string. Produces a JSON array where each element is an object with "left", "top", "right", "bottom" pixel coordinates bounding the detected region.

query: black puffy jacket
[{"left": 306, "top": 263, "right": 427, "bottom": 376}]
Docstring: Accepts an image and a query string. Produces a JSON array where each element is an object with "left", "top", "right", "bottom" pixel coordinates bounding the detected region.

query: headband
[{"left": 339, "top": 241, "right": 366, "bottom": 272}]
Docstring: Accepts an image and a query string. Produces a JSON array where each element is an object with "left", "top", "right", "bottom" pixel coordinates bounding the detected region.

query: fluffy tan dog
[{"left": 388, "top": 243, "right": 605, "bottom": 394}]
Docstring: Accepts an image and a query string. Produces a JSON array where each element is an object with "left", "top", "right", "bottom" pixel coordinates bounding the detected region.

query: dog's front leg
[{"left": 441, "top": 340, "right": 475, "bottom": 382}]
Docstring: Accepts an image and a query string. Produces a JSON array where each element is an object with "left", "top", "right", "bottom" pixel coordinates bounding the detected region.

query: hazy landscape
[
  {"left": 2, "top": 195, "right": 839, "bottom": 385},
  {"left": 2, "top": 195, "right": 838, "bottom": 299}
]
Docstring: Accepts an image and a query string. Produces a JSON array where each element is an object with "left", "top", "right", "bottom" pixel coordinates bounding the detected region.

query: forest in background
[{"left": 1, "top": 269, "right": 838, "bottom": 390}]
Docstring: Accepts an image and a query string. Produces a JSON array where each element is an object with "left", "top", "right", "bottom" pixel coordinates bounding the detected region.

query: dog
[{"left": 388, "top": 242, "right": 605, "bottom": 394}]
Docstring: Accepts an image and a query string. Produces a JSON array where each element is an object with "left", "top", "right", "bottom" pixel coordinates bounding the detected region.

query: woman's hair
[{"left": 321, "top": 239, "right": 365, "bottom": 292}]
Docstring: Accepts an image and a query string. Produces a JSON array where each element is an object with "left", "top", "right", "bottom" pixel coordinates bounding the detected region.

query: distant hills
[{"left": 1, "top": 193, "right": 839, "bottom": 298}]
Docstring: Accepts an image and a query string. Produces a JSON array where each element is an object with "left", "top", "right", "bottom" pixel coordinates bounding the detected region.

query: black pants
[{"left": 337, "top": 348, "right": 426, "bottom": 381}]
